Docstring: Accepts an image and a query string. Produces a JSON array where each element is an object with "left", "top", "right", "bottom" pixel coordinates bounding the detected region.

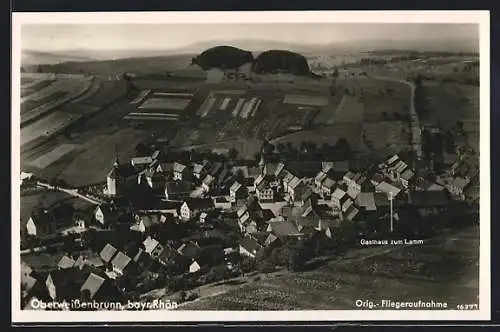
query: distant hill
[{"left": 21, "top": 50, "right": 96, "bottom": 67}]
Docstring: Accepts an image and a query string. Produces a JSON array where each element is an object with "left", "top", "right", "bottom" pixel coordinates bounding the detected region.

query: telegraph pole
[{"left": 389, "top": 191, "right": 394, "bottom": 233}]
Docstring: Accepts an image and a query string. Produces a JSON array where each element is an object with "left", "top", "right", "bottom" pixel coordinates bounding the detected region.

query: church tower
[{"left": 106, "top": 156, "right": 124, "bottom": 197}]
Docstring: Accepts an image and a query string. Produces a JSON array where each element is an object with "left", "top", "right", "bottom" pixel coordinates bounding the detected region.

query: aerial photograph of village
[{"left": 17, "top": 20, "right": 481, "bottom": 312}]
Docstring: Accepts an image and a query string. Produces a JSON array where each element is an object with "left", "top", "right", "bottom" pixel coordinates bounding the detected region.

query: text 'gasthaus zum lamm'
[{"left": 359, "top": 239, "right": 425, "bottom": 246}]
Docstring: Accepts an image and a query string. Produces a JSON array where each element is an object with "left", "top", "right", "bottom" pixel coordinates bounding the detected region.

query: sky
[{"left": 21, "top": 23, "right": 479, "bottom": 52}]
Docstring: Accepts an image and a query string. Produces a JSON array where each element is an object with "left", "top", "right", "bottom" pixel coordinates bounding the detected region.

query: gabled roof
[
  {"left": 315, "top": 218, "right": 342, "bottom": 231},
  {"left": 192, "top": 163, "right": 206, "bottom": 174},
  {"left": 375, "top": 181, "right": 402, "bottom": 197},
  {"left": 288, "top": 176, "right": 302, "bottom": 189},
  {"left": 157, "top": 162, "right": 174, "bottom": 173},
  {"left": 332, "top": 188, "right": 347, "bottom": 201},
  {"left": 274, "top": 163, "right": 286, "bottom": 177},
  {"left": 346, "top": 186, "right": 360, "bottom": 200},
  {"left": 209, "top": 162, "right": 224, "bottom": 175},
  {"left": 387, "top": 154, "right": 400, "bottom": 166},
  {"left": 322, "top": 177, "right": 336, "bottom": 189},
  {"left": 111, "top": 251, "right": 132, "bottom": 271},
  {"left": 57, "top": 255, "right": 76, "bottom": 269},
  {"left": 80, "top": 273, "right": 106, "bottom": 300},
  {"left": 247, "top": 166, "right": 261, "bottom": 178},
  {"left": 29, "top": 210, "right": 56, "bottom": 226},
  {"left": 139, "top": 214, "right": 162, "bottom": 228},
  {"left": 374, "top": 192, "right": 391, "bottom": 207},
  {"left": 131, "top": 156, "right": 154, "bottom": 165},
  {"left": 325, "top": 160, "right": 350, "bottom": 173},
  {"left": 400, "top": 168, "right": 415, "bottom": 181},
  {"left": 240, "top": 236, "right": 263, "bottom": 254},
  {"left": 344, "top": 205, "right": 360, "bottom": 221},
  {"left": 202, "top": 174, "right": 216, "bottom": 186},
  {"left": 282, "top": 171, "right": 295, "bottom": 184},
  {"left": 267, "top": 220, "right": 302, "bottom": 237},
  {"left": 99, "top": 243, "right": 118, "bottom": 263},
  {"left": 232, "top": 165, "right": 249, "bottom": 178},
  {"left": 256, "top": 179, "right": 270, "bottom": 191},
  {"left": 315, "top": 171, "right": 328, "bottom": 183},
  {"left": 177, "top": 241, "right": 201, "bottom": 259},
  {"left": 356, "top": 192, "right": 377, "bottom": 211},
  {"left": 182, "top": 198, "right": 215, "bottom": 211},
  {"left": 254, "top": 174, "right": 265, "bottom": 186},
  {"left": 237, "top": 206, "right": 248, "bottom": 218},
  {"left": 263, "top": 163, "right": 279, "bottom": 176},
  {"left": 143, "top": 236, "right": 160, "bottom": 254},
  {"left": 165, "top": 181, "right": 194, "bottom": 195},
  {"left": 230, "top": 181, "right": 243, "bottom": 193},
  {"left": 173, "top": 162, "right": 188, "bottom": 173}
]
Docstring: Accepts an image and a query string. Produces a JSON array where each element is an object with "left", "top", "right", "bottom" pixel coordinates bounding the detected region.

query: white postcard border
[{"left": 11, "top": 10, "right": 491, "bottom": 323}]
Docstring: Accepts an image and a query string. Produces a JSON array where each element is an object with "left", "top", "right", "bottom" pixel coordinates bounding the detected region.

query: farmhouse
[
  {"left": 156, "top": 162, "right": 174, "bottom": 175},
  {"left": 99, "top": 243, "right": 118, "bottom": 264},
  {"left": 229, "top": 181, "right": 248, "bottom": 201},
  {"left": 110, "top": 251, "right": 134, "bottom": 276},
  {"left": 164, "top": 181, "right": 195, "bottom": 200},
  {"left": 80, "top": 273, "right": 123, "bottom": 302},
  {"left": 57, "top": 255, "right": 76, "bottom": 270},
  {"left": 45, "top": 268, "right": 88, "bottom": 301},
  {"left": 25, "top": 209, "right": 58, "bottom": 238},
  {"left": 180, "top": 198, "right": 215, "bottom": 221},
  {"left": 130, "top": 214, "right": 164, "bottom": 233},
  {"left": 173, "top": 162, "right": 192, "bottom": 181},
  {"left": 143, "top": 236, "right": 165, "bottom": 260},
  {"left": 95, "top": 204, "right": 122, "bottom": 227},
  {"left": 202, "top": 174, "right": 216, "bottom": 193},
  {"left": 331, "top": 188, "right": 349, "bottom": 210},
  {"left": 106, "top": 158, "right": 137, "bottom": 197},
  {"left": 192, "top": 163, "right": 208, "bottom": 180},
  {"left": 256, "top": 179, "right": 275, "bottom": 202},
  {"left": 239, "top": 236, "right": 264, "bottom": 259}
]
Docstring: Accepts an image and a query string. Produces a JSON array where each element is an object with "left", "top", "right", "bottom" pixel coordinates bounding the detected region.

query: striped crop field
[
  {"left": 139, "top": 97, "right": 191, "bottom": 111},
  {"left": 283, "top": 94, "right": 330, "bottom": 107},
  {"left": 30, "top": 144, "right": 78, "bottom": 169}
]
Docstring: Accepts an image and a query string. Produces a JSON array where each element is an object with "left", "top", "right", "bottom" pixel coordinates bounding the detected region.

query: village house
[
  {"left": 322, "top": 160, "right": 350, "bottom": 178},
  {"left": 266, "top": 217, "right": 303, "bottom": 241},
  {"left": 45, "top": 268, "right": 88, "bottom": 301},
  {"left": 229, "top": 181, "right": 248, "bottom": 201},
  {"left": 180, "top": 198, "right": 215, "bottom": 221},
  {"left": 293, "top": 184, "right": 314, "bottom": 207},
  {"left": 173, "top": 162, "right": 193, "bottom": 181},
  {"left": 199, "top": 210, "right": 220, "bottom": 225},
  {"left": 74, "top": 252, "right": 105, "bottom": 270},
  {"left": 285, "top": 176, "right": 302, "bottom": 199},
  {"left": 400, "top": 168, "right": 416, "bottom": 188},
  {"left": 94, "top": 204, "right": 123, "bottom": 228},
  {"left": 164, "top": 181, "right": 195, "bottom": 200},
  {"left": 143, "top": 236, "right": 165, "bottom": 260},
  {"left": 286, "top": 161, "right": 323, "bottom": 179},
  {"left": 407, "top": 191, "right": 452, "bottom": 218},
  {"left": 375, "top": 181, "right": 403, "bottom": 200},
  {"left": 356, "top": 192, "right": 377, "bottom": 213},
  {"left": 57, "top": 255, "right": 76, "bottom": 270},
  {"left": 256, "top": 178, "right": 275, "bottom": 202},
  {"left": 239, "top": 236, "right": 264, "bottom": 259},
  {"left": 130, "top": 214, "right": 164, "bottom": 233},
  {"left": 25, "top": 209, "right": 59, "bottom": 238},
  {"left": 156, "top": 162, "right": 174, "bottom": 175},
  {"left": 131, "top": 156, "right": 154, "bottom": 169},
  {"left": 192, "top": 163, "right": 208, "bottom": 180},
  {"left": 202, "top": 174, "right": 216, "bottom": 193},
  {"left": 110, "top": 251, "right": 134, "bottom": 277},
  {"left": 80, "top": 272, "right": 123, "bottom": 302},
  {"left": 331, "top": 188, "right": 350, "bottom": 211},
  {"left": 99, "top": 243, "right": 118, "bottom": 265},
  {"left": 213, "top": 197, "right": 232, "bottom": 209}
]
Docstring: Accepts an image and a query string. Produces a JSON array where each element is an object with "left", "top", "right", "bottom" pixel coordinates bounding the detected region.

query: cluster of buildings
[{"left": 21, "top": 144, "right": 479, "bottom": 308}]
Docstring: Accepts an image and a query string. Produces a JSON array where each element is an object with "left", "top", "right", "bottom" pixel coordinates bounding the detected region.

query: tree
[
  {"left": 336, "top": 138, "right": 351, "bottom": 158},
  {"left": 228, "top": 148, "right": 239, "bottom": 160},
  {"left": 332, "top": 67, "right": 339, "bottom": 78}
]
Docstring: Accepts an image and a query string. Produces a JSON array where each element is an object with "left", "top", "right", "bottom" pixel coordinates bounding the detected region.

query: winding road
[{"left": 373, "top": 76, "right": 423, "bottom": 159}]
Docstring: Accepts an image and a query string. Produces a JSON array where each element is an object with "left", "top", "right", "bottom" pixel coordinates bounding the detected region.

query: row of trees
[{"left": 255, "top": 138, "right": 352, "bottom": 163}]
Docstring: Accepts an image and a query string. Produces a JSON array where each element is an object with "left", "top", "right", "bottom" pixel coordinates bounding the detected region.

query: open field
[
  {"left": 29, "top": 144, "right": 77, "bottom": 169},
  {"left": 327, "top": 96, "right": 364, "bottom": 125},
  {"left": 139, "top": 97, "right": 191, "bottom": 110},
  {"left": 182, "top": 226, "right": 478, "bottom": 310},
  {"left": 359, "top": 121, "right": 410, "bottom": 155},
  {"left": 20, "top": 75, "right": 94, "bottom": 125},
  {"left": 422, "top": 81, "right": 479, "bottom": 129},
  {"left": 25, "top": 126, "right": 154, "bottom": 186},
  {"left": 271, "top": 124, "right": 362, "bottom": 150},
  {"left": 312, "top": 96, "right": 343, "bottom": 125},
  {"left": 21, "top": 112, "right": 83, "bottom": 147},
  {"left": 28, "top": 54, "right": 196, "bottom": 75}
]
